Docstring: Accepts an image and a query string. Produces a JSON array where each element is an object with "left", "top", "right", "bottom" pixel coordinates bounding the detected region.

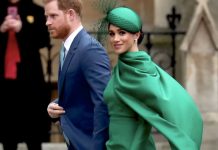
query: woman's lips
[{"left": 113, "top": 44, "right": 122, "bottom": 49}]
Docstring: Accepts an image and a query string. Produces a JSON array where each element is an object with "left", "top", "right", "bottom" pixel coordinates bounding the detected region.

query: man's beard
[{"left": 51, "top": 25, "right": 70, "bottom": 39}]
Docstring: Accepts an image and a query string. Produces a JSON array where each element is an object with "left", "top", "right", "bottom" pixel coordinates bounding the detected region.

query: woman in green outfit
[{"left": 101, "top": 6, "right": 203, "bottom": 150}]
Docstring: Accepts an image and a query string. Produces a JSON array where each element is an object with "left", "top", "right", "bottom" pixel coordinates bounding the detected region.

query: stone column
[{"left": 180, "top": 0, "right": 218, "bottom": 149}]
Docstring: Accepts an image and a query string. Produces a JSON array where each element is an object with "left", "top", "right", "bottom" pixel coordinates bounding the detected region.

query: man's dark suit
[{"left": 58, "top": 29, "right": 111, "bottom": 150}]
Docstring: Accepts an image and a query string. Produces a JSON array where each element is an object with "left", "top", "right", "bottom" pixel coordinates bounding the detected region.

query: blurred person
[
  {"left": 0, "top": 0, "right": 51, "bottom": 150},
  {"left": 44, "top": 0, "right": 111, "bottom": 149},
  {"left": 99, "top": 6, "right": 203, "bottom": 150}
]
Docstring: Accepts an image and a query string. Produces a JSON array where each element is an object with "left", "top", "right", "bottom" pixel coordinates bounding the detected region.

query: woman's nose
[{"left": 113, "top": 34, "right": 120, "bottom": 41}]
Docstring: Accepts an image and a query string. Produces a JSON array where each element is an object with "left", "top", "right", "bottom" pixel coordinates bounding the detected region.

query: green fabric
[
  {"left": 107, "top": 7, "right": 142, "bottom": 33},
  {"left": 103, "top": 51, "right": 203, "bottom": 150}
]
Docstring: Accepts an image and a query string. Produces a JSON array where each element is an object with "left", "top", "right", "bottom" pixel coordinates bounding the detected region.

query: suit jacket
[{"left": 58, "top": 29, "right": 110, "bottom": 150}]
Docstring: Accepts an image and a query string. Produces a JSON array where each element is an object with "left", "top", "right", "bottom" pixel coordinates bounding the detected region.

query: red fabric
[{"left": 4, "top": 30, "right": 20, "bottom": 79}]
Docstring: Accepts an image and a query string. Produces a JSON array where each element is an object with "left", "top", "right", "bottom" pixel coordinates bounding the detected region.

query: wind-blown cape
[{"left": 104, "top": 51, "right": 203, "bottom": 150}]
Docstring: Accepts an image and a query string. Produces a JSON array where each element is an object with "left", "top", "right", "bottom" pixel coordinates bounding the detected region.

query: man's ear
[{"left": 67, "top": 9, "right": 76, "bottom": 21}]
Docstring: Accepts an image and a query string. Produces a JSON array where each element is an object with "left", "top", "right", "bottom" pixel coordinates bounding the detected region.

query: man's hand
[{"left": 47, "top": 102, "right": 65, "bottom": 119}]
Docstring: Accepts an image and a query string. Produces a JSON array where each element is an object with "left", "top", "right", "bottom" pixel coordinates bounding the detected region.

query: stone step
[
  {"left": 1, "top": 140, "right": 217, "bottom": 150},
  {"left": 0, "top": 143, "right": 67, "bottom": 150}
]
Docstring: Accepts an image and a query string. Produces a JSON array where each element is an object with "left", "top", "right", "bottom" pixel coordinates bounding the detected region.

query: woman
[
  {"left": 0, "top": 0, "right": 51, "bottom": 149},
  {"left": 102, "top": 7, "right": 203, "bottom": 150}
]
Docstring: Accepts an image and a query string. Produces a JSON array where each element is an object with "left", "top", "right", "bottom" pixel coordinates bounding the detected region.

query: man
[
  {"left": 44, "top": 0, "right": 111, "bottom": 149},
  {"left": 0, "top": 0, "right": 51, "bottom": 150}
]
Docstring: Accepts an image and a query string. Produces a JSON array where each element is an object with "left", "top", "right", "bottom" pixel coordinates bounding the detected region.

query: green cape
[{"left": 104, "top": 51, "right": 203, "bottom": 150}]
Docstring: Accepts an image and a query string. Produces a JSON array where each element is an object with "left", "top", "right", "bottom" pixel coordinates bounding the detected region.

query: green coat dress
[{"left": 103, "top": 51, "right": 203, "bottom": 150}]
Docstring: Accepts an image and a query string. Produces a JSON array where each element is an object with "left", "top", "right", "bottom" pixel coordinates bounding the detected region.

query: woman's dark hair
[{"left": 137, "top": 30, "right": 144, "bottom": 45}]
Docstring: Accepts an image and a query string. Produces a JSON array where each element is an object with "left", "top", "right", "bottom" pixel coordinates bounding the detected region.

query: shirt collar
[{"left": 63, "top": 25, "right": 83, "bottom": 52}]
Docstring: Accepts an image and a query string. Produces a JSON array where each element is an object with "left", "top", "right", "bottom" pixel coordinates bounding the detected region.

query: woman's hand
[{"left": 0, "top": 15, "right": 22, "bottom": 33}]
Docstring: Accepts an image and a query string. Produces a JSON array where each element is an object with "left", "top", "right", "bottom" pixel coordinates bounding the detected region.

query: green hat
[{"left": 106, "top": 7, "right": 142, "bottom": 33}]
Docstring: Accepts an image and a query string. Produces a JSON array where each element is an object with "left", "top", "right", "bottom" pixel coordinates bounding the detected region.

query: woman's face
[{"left": 108, "top": 24, "right": 139, "bottom": 55}]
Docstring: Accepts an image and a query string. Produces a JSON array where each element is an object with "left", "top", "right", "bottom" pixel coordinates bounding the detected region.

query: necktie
[
  {"left": 60, "top": 44, "right": 66, "bottom": 69},
  {"left": 4, "top": 30, "right": 21, "bottom": 79}
]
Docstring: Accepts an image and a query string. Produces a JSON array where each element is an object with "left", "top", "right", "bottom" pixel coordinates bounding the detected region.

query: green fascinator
[
  {"left": 107, "top": 7, "right": 142, "bottom": 33},
  {"left": 93, "top": 0, "right": 142, "bottom": 42}
]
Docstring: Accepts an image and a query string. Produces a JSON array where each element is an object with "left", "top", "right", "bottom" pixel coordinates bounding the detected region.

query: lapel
[{"left": 58, "top": 29, "right": 86, "bottom": 98}]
